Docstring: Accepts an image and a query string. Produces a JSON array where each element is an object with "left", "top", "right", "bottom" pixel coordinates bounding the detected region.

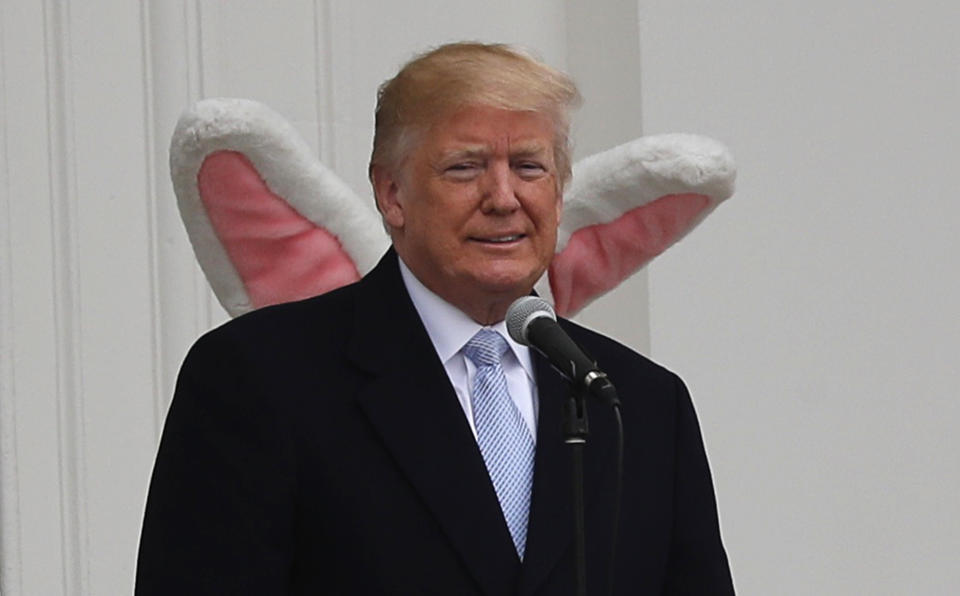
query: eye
[
  {"left": 444, "top": 162, "right": 481, "bottom": 180},
  {"left": 515, "top": 161, "right": 547, "bottom": 179}
]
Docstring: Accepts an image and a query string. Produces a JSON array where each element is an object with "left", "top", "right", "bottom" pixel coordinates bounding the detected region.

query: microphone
[{"left": 506, "top": 296, "right": 619, "bottom": 407}]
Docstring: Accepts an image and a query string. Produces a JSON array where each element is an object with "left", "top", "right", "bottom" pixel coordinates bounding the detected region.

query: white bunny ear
[
  {"left": 170, "top": 98, "right": 389, "bottom": 317},
  {"left": 548, "top": 134, "right": 736, "bottom": 316}
]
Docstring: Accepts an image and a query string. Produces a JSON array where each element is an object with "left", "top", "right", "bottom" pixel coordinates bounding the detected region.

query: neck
[
  {"left": 395, "top": 254, "right": 528, "bottom": 326},
  {"left": 461, "top": 297, "right": 514, "bottom": 326},
  {"left": 425, "top": 283, "right": 521, "bottom": 326}
]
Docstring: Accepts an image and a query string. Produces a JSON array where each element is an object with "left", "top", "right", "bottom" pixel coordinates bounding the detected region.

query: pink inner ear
[
  {"left": 549, "top": 193, "right": 711, "bottom": 316},
  {"left": 197, "top": 150, "right": 360, "bottom": 309}
]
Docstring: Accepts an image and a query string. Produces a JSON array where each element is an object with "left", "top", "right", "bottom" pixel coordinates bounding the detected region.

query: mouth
[{"left": 470, "top": 234, "right": 526, "bottom": 245}]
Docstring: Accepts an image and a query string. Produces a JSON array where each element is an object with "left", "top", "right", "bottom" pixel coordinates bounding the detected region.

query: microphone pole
[{"left": 564, "top": 383, "right": 589, "bottom": 596}]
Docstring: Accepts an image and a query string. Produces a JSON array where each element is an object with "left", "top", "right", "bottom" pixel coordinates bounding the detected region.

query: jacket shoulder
[
  {"left": 194, "top": 280, "right": 361, "bottom": 354},
  {"left": 558, "top": 318, "right": 681, "bottom": 383}
]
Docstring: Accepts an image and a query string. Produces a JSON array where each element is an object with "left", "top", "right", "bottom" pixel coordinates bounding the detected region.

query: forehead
[{"left": 420, "top": 105, "right": 556, "bottom": 156}]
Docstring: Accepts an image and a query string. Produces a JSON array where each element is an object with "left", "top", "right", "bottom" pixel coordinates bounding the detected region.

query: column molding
[
  {"left": 0, "top": 3, "right": 23, "bottom": 592},
  {"left": 312, "top": 0, "right": 338, "bottom": 168},
  {"left": 41, "top": 0, "right": 89, "bottom": 593},
  {"left": 138, "top": 0, "right": 165, "bottom": 438}
]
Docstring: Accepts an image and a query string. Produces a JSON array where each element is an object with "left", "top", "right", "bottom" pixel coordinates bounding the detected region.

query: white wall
[
  {"left": 2, "top": 3, "right": 165, "bottom": 595},
  {"left": 0, "top": 1, "right": 647, "bottom": 594},
  {"left": 641, "top": 1, "right": 960, "bottom": 594}
]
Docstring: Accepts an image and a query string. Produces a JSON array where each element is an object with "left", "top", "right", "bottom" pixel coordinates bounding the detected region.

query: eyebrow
[
  {"left": 509, "top": 141, "right": 550, "bottom": 157},
  {"left": 440, "top": 146, "right": 489, "bottom": 161},
  {"left": 438, "top": 142, "right": 550, "bottom": 161}
]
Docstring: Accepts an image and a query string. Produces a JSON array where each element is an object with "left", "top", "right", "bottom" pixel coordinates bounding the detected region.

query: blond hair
[{"left": 369, "top": 42, "right": 581, "bottom": 187}]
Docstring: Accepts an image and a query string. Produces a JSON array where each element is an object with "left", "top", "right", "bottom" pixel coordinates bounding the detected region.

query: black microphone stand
[{"left": 562, "top": 384, "right": 589, "bottom": 596}]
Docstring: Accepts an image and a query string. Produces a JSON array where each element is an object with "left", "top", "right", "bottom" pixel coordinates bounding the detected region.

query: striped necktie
[{"left": 463, "top": 329, "right": 535, "bottom": 558}]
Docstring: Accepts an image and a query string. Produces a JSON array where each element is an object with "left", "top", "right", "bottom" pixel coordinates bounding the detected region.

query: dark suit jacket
[{"left": 136, "top": 249, "right": 734, "bottom": 595}]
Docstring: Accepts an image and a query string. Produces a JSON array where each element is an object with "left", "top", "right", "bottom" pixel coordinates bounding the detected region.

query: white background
[
  {"left": 643, "top": 2, "right": 959, "bottom": 594},
  {"left": 1, "top": 1, "right": 957, "bottom": 594}
]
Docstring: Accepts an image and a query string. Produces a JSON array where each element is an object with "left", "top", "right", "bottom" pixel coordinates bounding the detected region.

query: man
[{"left": 137, "top": 42, "right": 734, "bottom": 594}]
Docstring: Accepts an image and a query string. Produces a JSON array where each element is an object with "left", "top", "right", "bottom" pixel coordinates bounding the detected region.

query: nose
[{"left": 481, "top": 162, "right": 520, "bottom": 214}]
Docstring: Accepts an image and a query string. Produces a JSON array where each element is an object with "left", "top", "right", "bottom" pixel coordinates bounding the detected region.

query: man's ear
[
  {"left": 371, "top": 164, "right": 405, "bottom": 230},
  {"left": 555, "top": 187, "right": 563, "bottom": 227}
]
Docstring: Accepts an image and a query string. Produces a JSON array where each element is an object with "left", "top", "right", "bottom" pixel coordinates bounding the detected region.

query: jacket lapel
[
  {"left": 348, "top": 250, "right": 520, "bottom": 595},
  {"left": 518, "top": 326, "right": 618, "bottom": 595}
]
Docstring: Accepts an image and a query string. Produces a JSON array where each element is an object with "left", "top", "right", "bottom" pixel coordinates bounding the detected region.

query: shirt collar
[{"left": 397, "top": 256, "right": 536, "bottom": 378}]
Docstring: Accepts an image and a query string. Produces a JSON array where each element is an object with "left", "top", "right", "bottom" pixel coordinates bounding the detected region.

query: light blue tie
[{"left": 463, "top": 329, "right": 535, "bottom": 558}]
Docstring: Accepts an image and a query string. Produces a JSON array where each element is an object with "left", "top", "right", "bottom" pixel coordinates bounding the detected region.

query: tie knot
[{"left": 463, "top": 329, "right": 510, "bottom": 367}]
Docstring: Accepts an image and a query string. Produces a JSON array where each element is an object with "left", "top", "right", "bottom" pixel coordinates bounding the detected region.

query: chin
[{"left": 468, "top": 265, "right": 542, "bottom": 298}]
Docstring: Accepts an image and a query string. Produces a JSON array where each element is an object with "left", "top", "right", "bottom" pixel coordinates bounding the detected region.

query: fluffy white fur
[
  {"left": 533, "top": 134, "right": 735, "bottom": 306},
  {"left": 170, "top": 98, "right": 389, "bottom": 316},
  {"left": 558, "top": 134, "right": 736, "bottom": 251}
]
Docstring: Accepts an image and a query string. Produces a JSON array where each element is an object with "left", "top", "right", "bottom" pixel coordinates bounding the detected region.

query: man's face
[{"left": 375, "top": 105, "right": 562, "bottom": 323}]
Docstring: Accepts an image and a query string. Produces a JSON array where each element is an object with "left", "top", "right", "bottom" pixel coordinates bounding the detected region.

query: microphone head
[{"left": 506, "top": 296, "right": 556, "bottom": 345}]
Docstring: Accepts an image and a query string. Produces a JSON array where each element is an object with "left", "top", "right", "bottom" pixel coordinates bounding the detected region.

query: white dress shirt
[{"left": 398, "top": 258, "right": 538, "bottom": 442}]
